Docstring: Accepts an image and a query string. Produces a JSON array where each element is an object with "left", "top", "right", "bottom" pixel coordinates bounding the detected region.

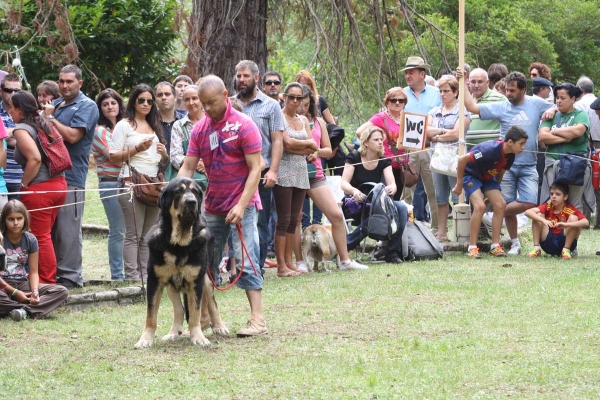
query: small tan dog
[{"left": 302, "top": 224, "right": 339, "bottom": 272}]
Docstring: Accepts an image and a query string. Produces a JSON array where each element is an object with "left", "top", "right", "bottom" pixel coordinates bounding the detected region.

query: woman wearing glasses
[
  {"left": 274, "top": 83, "right": 314, "bottom": 277},
  {"left": 109, "top": 84, "right": 168, "bottom": 280},
  {"left": 356, "top": 87, "right": 409, "bottom": 200},
  {"left": 426, "top": 75, "right": 471, "bottom": 242}
]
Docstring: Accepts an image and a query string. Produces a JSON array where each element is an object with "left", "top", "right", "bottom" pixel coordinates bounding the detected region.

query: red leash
[{"left": 207, "top": 224, "right": 259, "bottom": 291}]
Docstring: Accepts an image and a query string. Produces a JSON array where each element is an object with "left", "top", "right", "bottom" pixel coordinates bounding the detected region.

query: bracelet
[
  {"left": 11, "top": 288, "right": 18, "bottom": 299},
  {"left": 21, "top": 182, "right": 28, "bottom": 189},
  {"left": 134, "top": 145, "right": 140, "bottom": 152},
  {"left": 316, "top": 148, "right": 321, "bottom": 156}
]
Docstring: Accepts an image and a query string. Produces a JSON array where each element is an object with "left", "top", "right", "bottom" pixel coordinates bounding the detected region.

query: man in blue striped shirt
[{"left": 235, "top": 60, "right": 284, "bottom": 272}]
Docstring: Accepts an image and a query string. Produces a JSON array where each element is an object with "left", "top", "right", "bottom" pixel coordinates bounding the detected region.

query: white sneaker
[
  {"left": 339, "top": 260, "right": 369, "bottom": 270},
  {"left": 296, "top": 261, "right": 308, "bottom": 272},
  {"left": 9, "top": 309, "right": 27, "bottom": 321},
  {"left": 507, "top": 245, "right": 522, "bottom": 255}
]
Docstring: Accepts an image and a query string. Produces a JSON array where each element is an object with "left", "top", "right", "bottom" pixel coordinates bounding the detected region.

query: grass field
[{"left": 2, "top": 169, "right": 600, "bottom": 398}]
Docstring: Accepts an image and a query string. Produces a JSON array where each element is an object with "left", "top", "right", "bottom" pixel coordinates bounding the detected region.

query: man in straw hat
[{"left": 402, "top": 56, "right": 441, "bottom": 235}]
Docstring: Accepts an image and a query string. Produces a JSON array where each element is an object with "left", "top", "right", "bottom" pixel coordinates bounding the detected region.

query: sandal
[
  {"left": 277, "top": 270, "right": 301, "bottom": 277},
  {"left": 435, "top": 233, "right": 449, "bottom": 242}
]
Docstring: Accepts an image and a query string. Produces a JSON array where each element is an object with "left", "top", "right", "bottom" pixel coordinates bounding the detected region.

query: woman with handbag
[
  {"left": 539, "top": 83, "right": 590, "bottom": 212},
  {"left": 109, "top": 84, "right": 168, "bottom": 280},
  {"left": 341, "top": 127, "right": 408, "bottom": 263},
  {"left": 168, "top": 85, "right": 207, "bottom": 190},
  {"left": 9, "top": 91, "right": 68, "bottom": 284},
  {"left": 292, "top": 87, "right": 368, "bottom": 271},
  {"left": 356, "top": 87, "right": 412, "bottom": 200},
  {"left": 92, "top": 89, "right": 126, "bottom": 280},
  {"left": 426, "top": 75, "right": 471, "bottom": 242},
  {"left": 274, "top": 83, "right": 314, "bottom": 277}
]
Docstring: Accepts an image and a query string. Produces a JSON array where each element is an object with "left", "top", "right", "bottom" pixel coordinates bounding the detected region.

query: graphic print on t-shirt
[
  {"left": 510, "top": 110, "right": 534, "bottom": 127},
  {"left": 1, "top": 246, "right": 28, "bottom": 278}
]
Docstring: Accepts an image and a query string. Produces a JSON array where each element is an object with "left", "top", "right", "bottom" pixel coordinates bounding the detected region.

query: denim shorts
[
  {"left": 463, "top": 175, "right": 501, "bottom": 199},
  {"left": 432, "top": 171, "right": 458, "bottom": 205},
  {"left": 500, "top": 164, "right": 538, "bottom": 204}
]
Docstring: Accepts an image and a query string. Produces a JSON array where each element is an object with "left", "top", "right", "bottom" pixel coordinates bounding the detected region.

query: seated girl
[{"left": 0, "top": 200, "right": 68, "bottom": 320}]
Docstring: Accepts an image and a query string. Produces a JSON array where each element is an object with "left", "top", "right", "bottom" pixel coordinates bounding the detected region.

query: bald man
[{"left": 179, "top": 75, "right": 267, "bottom": 337}]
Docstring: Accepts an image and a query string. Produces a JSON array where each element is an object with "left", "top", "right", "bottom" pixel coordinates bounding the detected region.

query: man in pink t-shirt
[{"left": 180, "top": 75, "right": 267, "bottom": 337}]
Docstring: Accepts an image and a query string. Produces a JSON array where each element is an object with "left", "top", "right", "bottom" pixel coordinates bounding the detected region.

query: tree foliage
[
  {"left": 268, "top": 0, "right": 600, "bottom": 127},
  {"left": 0, "top": 0, "right": 180, "bottom": 97}
]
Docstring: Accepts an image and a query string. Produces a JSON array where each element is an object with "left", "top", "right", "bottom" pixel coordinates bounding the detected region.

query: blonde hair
[
  {"left": 358, "top": 127, "right": 385, "bottom": 157},
  {"left": 437, "top": 75, "right": 459, "bottom": 98}
]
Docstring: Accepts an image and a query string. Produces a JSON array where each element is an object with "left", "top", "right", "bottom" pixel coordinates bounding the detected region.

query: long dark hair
[
  {"left": 300, "top": 85, "right": 318, "bottom": 119},
  {"left": 125, "top": 84, "right": 165, "bottom": 144},
  {"left": 96, "top": 88, "right": 125, "bottom": 130},
  {"left": 10, "top": 91, "right": 53, "bottom": 136},
  {"left": 1, "top": 200, "right": 30, "bottom": 234}
]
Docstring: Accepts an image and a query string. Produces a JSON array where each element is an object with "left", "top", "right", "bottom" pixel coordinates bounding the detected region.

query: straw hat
[{"left": 401, "top": 56, "right": 431, "bottom": 71}]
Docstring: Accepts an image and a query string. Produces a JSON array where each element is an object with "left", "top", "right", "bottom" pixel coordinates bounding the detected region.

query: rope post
[{"left": 452, "top": 0, "right": 471, "bottom": 244}]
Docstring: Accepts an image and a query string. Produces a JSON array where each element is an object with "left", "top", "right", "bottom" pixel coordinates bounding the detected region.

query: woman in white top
[{"left": 109, "top": 84, "right": 168, "bottom": 280}]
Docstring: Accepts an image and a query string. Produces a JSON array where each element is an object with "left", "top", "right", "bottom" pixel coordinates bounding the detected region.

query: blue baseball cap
[{"left": 532, "top": 77, "right": 553, "bottom": 88}]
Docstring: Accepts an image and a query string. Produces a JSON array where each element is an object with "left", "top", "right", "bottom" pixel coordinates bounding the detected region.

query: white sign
[{"left": 398, "top": 112, "right": 428, "bottom": 151}]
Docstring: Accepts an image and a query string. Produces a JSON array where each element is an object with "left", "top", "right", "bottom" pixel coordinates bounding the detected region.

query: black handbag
[{"left": 553, "top": 112, "right": 587, "bottom": 187}]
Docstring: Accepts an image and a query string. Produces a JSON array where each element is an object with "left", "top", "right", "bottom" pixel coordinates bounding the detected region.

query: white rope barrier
[{"left": 19, "top": 143, "right": 600, "bottom": 214}]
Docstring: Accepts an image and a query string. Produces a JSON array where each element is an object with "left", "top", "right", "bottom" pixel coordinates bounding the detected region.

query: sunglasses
[
  {"left": 2, "top": 88, "right": 21, "bottom": 94},
  {"left": 530, "top": 73, "right": 539, "bottom": 78},
  {"left": 264, "top": 80, "right": 281, "bottom": 86},
  {"left": 388, "top": 98, "right": 407, "bottom": 104},
  {"left": 285, "top": 94, "right": 304, "bottom": 101},
  {"left": 136, "top": 98, "right": 154, "bottom": 105}
]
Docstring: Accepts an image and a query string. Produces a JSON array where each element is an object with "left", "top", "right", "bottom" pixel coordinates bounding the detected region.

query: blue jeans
[
  {"left": 347, "top": 201, "right": 408, "bottom": 258},
  {"left": 301, "top": 196, "right": 323, "bottom": 230},
  {"left": 205, "top": 207, "right": 263, "bottom": 291},
  {"left": 257, "top": 171, "right": 273, "bottom": 268},
  {"left": 99, "top": 180, "right": 125, "bottom": 280},
  {"left": 413, "top": 176, "right": 430, "bottom": 222}
]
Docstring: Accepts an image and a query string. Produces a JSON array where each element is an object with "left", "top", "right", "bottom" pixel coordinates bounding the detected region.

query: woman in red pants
[{"left": 8, "top": 91, "right": 67, "bottom": 284}]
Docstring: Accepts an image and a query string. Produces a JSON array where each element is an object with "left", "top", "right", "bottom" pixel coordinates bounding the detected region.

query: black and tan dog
[{"left": 135, "top": 178, "right": 228, "bottom": 348}]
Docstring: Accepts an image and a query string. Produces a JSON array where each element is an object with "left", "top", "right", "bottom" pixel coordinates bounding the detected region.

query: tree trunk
[{"left": 185, "top": 0, "right": 268, "bottom": 91}]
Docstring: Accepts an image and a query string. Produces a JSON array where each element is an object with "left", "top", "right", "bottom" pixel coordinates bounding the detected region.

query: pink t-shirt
[
  {"left": 309, "top": 119, "right": 325, "bottom": 180},
  {"left": 0, "top": 118, "right": 8, "bottom": 140},
  {"left": 187, "top": 99, "right": 262, "bottom": 216}
]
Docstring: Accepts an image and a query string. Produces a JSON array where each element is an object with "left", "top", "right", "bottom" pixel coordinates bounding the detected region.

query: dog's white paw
[
  {"left": 134, "top": 335, "right": 154, "bottom": 349},
  {"left": 190, "top": 334, "right": 211, "bottom": 346},
  {"left": 161, "top": 332, "right": 182, "bottom": 341},
  {"left": 212, "top": 325, "right": 230, "bottom": 336}
]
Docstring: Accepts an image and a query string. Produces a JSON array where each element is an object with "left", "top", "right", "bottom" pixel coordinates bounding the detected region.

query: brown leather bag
[
  {"left": 383, "top": 116, "right": 418, "bottom": 189},
  {"left": 128, "top": 164, "right": 166, "bottom": 207},
  {"left": 399, "top": 161, "right": 419, "bottom": 188}
]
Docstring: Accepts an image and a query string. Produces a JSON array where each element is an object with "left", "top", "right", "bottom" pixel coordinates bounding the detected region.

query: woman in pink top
[
  {"left": 356, "top": 87, "right": 409, "bottom": 200},
  {"left": 293, "top": 87, "right": 368, "bottom": 271}
]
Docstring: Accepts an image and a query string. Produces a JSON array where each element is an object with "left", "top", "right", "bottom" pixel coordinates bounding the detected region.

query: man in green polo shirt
[{"left": 466, "top": 68, "right": 507, "bottom": 150}]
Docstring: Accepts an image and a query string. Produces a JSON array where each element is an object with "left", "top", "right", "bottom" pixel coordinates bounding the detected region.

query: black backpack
[{"left": 361, "top": 183, "right": 400, "bottom": 241}]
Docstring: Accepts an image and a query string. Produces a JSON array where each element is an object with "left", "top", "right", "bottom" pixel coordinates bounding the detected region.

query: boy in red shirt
[{"left": 524, "top": 182, "right": 588, "bottom": 259}]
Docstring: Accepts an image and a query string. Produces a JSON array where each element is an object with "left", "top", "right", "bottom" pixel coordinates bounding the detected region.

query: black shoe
[
  {"left": 56, "top": 278, "right": 81, "bottom": 289},
  {"left": 596, "top": 250, "right": 600, "bottom": 256},
  {"left": 385, "top": 255, "right": 403, "bottom": 264},
  {"left": 371, "top": 246, "right": 388, "bottom": 261}
]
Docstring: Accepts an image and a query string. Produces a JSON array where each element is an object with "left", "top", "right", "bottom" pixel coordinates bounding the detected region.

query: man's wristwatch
[{"left": 47, "top": 114, "right": 55, "bottom": 120}]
